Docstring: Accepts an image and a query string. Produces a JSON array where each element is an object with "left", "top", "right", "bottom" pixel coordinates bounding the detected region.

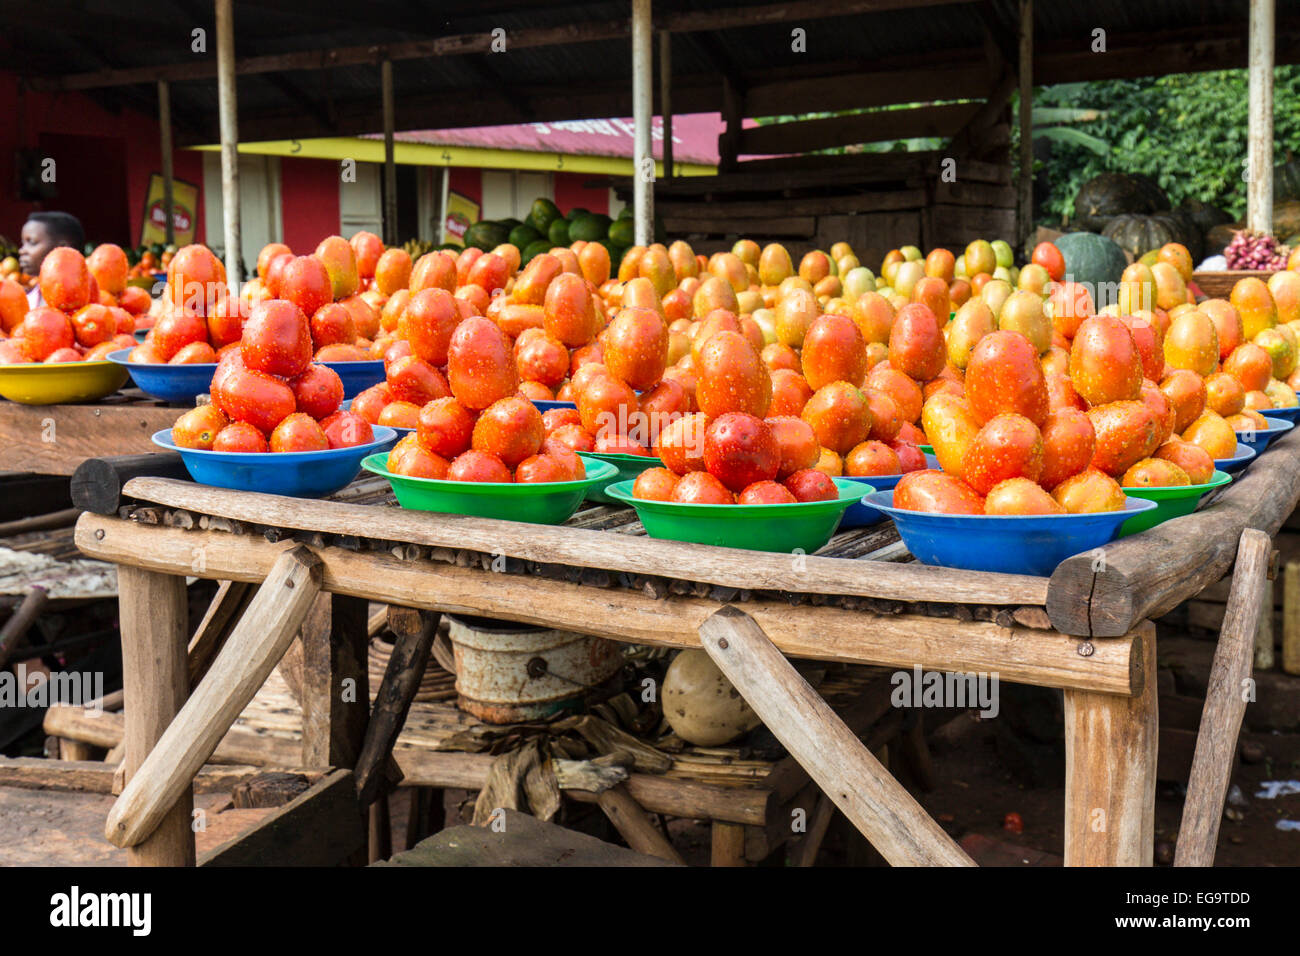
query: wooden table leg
[
  {"left": 1063, "top": 622, "right": 1157, "bottom": 866},
  {"left": 710, "top": 821, "right": 747, "bottom": 867},
  {"left": 301, "top": 593, "right": 370, "bottom": 768},
  {"left": 117, "top": 566, "right": 194, "bottom": 866}
]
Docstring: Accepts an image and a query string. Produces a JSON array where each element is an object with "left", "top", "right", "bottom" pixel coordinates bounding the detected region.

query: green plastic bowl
[
  {"left": 603, "top": 478, "right": 872, "bottom": 553},
  {"left": 1118, "top": 469, "right": 1232, "bottom": 537},
  {"left": 919, "top": 444, "right": 934, "bottom": 455},
  {"left": 361, "top": 454, "right": 619, "bottom": 525},
  {"left": 578, "top": 451, "right": 663, "bottom": 503}
]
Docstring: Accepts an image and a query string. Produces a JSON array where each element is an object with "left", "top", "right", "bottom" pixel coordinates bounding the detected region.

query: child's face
[{"left": 19, "top": 221, "right": 58, "bottom": 275}]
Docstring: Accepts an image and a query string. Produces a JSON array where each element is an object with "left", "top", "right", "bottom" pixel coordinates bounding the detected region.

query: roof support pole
[
  {"left": 382, "top": 59, "right": 398, "bottom": 246},
  {"left": 1247, "top": 0, "right": 1275, "bottom": 234},
  {"left": 1017, "top": 0, "right": 1033, "bottom": 247},
  {"left": 631, "top": 0, "right": 654, "bottom": 247},
  {"left": 158, "top": 80, "right": 175, "bottom": 246},
  {"left": 215, "top": 0, "right": 242, "bottom": 284},
  {"left": 659, "top": 30, "right": 673, "bottom": 181}
]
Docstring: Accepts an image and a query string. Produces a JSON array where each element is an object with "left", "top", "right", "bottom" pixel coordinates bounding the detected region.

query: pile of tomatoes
[{"left": 0, "top": 246, "right": 151, "bottom": 364}]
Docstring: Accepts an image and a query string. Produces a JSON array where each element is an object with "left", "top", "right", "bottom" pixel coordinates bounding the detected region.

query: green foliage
[{"left": 1033, "top": 69, "right": 1300, "bottom": 226}]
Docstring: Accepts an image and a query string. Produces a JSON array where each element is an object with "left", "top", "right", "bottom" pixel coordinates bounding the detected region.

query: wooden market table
[
  {"left": 0, "top": 390, "right": 179, "bottom": 477},
  {"left": 69, "top": 424, "right": 1300, "bottom": 867}
]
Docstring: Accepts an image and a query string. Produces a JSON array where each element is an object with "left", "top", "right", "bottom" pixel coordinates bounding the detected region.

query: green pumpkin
[
  {"left": 1275, "top": 153, "right": 1300, "bottom": 202},
  {"left": 463, "top": 220, "right": 511, "bottom": 252},
  {"left": 1102, "top": 213, "right": 1198, "bottom": 260},
  {"left": 1054, "top": 232, "right": 1128, "bottom": 293}
]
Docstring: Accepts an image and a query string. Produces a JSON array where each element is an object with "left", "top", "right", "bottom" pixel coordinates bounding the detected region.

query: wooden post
[
  {"left": 1062, "top": 622, "right": 1157, "bottom": 866},
  {"left": 301, "top": 593, "right": 369, "bottom": 770},
  {"left": 215, "top": 0, "right": 242, "bottom": 284},
  {"left": 1284, "top": 561, "right": 1300, "bottom": 675},
  {"left": 719, "top": 75, "right": 741, "bottom": 173},
  {"left": 710, "top": 821, "right": 746, "bottom": 867},
  {"left": 658, "top": 30, "right": 673, "bottom": 181},
  {"left": 381, "top": 59, "right": 398, "bottom": 247},
  {"left": 1175, "top": 530, "right": 1265, "bottom": 866},
  {"left": 698, "top": 607, "right": 974, "bottom": 866},
  {"left": 631, "top": 0, "right": 654, "bottom": 247},
  {"left": 1246, "top": 0, "right": 1274, "bottom": 234},
  {"left": 1255, "top": 562, "right": 1275, "bottom": 670},
  {"left": 158, "top": 80, "right": 175, "bottom": 246},
  {"left": 105, "top": 548, "right": 323, "bottom": 849},
  {"left": 1017, "top": 0, "right": 1033, "bottom": 245},
  {"left": 117, "top": 567, "right": 194, "bottom": 866},
  {"left": 597, "top": 783, "right": 685, "bottom": 864}
]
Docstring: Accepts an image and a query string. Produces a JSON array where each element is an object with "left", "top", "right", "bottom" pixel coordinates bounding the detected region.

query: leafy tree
[{"left": 1031, "top": 68, "right": 1300, "bottom": 225}]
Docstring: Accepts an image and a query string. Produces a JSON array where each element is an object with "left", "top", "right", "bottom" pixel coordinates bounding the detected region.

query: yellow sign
[
  {"left": 442, "top": 191, "right": 480, "bottom": 246},
  {"left": 139, "top": 174, "right": 198, "bottom": 247}
]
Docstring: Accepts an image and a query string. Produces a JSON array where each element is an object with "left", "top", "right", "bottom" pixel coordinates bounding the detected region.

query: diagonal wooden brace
[
  {"left": 698, "top": 606, "right": 974, "bottom": 867},
  {"left": 105, "top": 546, "right": 324, "bottom": 849},
  {"left": 1175, "top": 528, "right": 1267, "bottom": 866}
]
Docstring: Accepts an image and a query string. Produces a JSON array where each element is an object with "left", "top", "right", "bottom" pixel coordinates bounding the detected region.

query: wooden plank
[
  {"left": 301, "top": 594, "right": 370, "bottom": 769},
  {"left": 117, "top": 566, "right": 193, "bottom": 867},
  {"left": 1175, "top": 530, "right": 1265, "bottom": 867},
  {"left": 105, "top": 548, "right": 324, "bottom": 850},
  {"left": 745, "top": 64, "right": 989, "bottom": 119},
  {"left": 932, "top": 180, "right": 1019, "bottom": 208},
  {"left": 597, "top": 783, "right": 686, "bottom": 864},
  {"left": 1285, "top": 562, "right": 1300, "bottom": 675},
  {"left": 187, "top": 581, "right": 255, "bottom": 689},
  {"left": 76, "top": 517, "right": 1140, "bottom": 695},
  {"left": 0, "top": 472, "right": 72, "bottom": 522},
  {"left": 656, "top": 190, "right": 926, "bottom": 218},
  {"left": 117, "top": 478, "right": 1050, "bottom": 607},
  {"left": 662, "top": 215, "right": 815, "bottom": 237},
  {"left": 698, "top": 607, "right": 975, "bottom": 866},
  {"left": 1048, "top": 425, "right": 1300, "bottom": 636},
  {"left": 0, "top": 757, "right": 322, "bottom": 794},
  {"left": 0, "top": 404, "right": 178, "bottom": 476},
  {"left": 710, "top": 821, "right": 747, "bottom": 867},
  {"left": 199, "top": 769, "right": 364, "bottom": 867},
  {"left": 1062, "top": 622, "right": 1157, "bottom": 866},
  {"left": 738, "top": 103, "right": 980, "bottom": 155}
]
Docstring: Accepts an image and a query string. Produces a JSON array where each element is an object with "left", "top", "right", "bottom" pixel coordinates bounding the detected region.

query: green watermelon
[
  {"left": 525, "top": 198, "right": 562, "bottom": 234},
  {"left": 463, "top": 220, "right": 510, "bottom": 251},
  {"left": 607, "top": 217, "right": 635, "bottom": 248},
  {"left": 497, "top": 218, "right": 523, "bottom": 231},
  {"left": 566, "top": 206, "right": 590, "bottom": 222},
  {"left": 521, "top": 238, "right": 552, "bottom": 264},
  {"left": 508, "top": 224, "right": 543, "bottom": 250},
  {"left": 547, "top": 218, "right": 571, "bottom": 247},
  {"left": 617, "top": 205, "right": 633, "bottom": 220},
  {"left": 1053, "top": 232, "right": 1128, "bottom": 296},
  {"left": 569, "top": 213, "right": 610, "bottom": 243}
]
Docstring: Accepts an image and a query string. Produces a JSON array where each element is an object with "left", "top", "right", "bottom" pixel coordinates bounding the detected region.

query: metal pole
[
  {"left": 382, "top": 59, "right": 398, "bottom": 246},
  {"left": 1247, "top": 0, "right": 1275, "bottom": 234},
  {"left": 1018, "top": 0, "right": 1033, "bottom": 247},
  {"left": 631, "top": 0, "right": 653, "bottom": 247},
  {"left": 659, "top": 30, "right": 672, "bottom": 182},
  {"left": 158, "top": 80, "right": 175, "bottom": 245},
  {"left": 215, "top": 0, "right": 241, "bottom": 284}
]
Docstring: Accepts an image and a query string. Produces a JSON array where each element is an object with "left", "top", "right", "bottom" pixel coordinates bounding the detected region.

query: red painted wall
[
  {"left": 0, "top": 71, "right": 205, "bottom": 248},
  {"left": 552, "top": 171, "right": 608, "bottom": 216},
  {"left": 447, "top": 167, "right": 482, "bottom": 205},
  {"left": 279, "top": 157, "right": 341, "bottom": 253}
]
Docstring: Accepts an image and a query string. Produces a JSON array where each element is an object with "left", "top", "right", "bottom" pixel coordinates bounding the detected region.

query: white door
[{"left": 202, "top": 152, "right": 282, "bottom": 273}]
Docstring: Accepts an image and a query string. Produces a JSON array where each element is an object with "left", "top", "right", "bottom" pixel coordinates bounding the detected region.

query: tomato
[
  {"left": 604, "top": 307, "right": 669, "bottom": 390},
  {"left": 696, "top": 330, "right": 771, "bottom": 419},
  {"left": 784, "top": 468, "right": 838, "bottom": 502},
  {"left": 87, "top": 244, "right": 128, "bottom": 296},
  {"left": 387, "top": 355, "right": 450, "bottom": 406},
  {"left": 515, "top": 453, "right": 572, "bottom": 483},
  {"left": 167, "top": 245, "right": 224, "bottom": 317},
  {"left": 39, "top": 247, "right": 91, "bottom": 312},
  {"left": 212, "top": 421, "right": 269, "bottom": 453},
  {"left": 319, "top": 410, "right": 374, "bottom": 449},
  {"left": 213, "top": 366, "right": 297, "bottom": 435},
  {"left": 738, "top": 480, "right": 797, "bottom": 504},
  {"left": 242, "top": 299, "right": 312, "bottom": 378},
  {"left": 401, "top": 288, "right": 461, "bottom": 366},
  {"left": 170, "top": 342, "right": 219, "bottom": 364},
  {"left": 257, "top": 242, "right": 292, "bottom": 280},
  {"left": 70, "top": 304, "right": 114, "bottom": 348},
  {"left": 269, "top": 412, "right": 328, "bottom": 452},
  {"left": 632, "top": 467, "right": 679, "bottom": 501},
  {"left": 278, "top": 256, "right": 333, "bottom": 318},
  {"left": 315, "top": 236, "right": 360, "bottom": 300},
  {"left": 543, "top": 272, "right": 602, "bottom": 348},
  {"left": 18, "top": 308, "right": 74, "bottom": 361},
  {"left": 446, "top": 316, "right": 518, "bottom": 410},
  {"left": 349, "top": 231, "right": 383, "bottom": 279},
  {"left": 310, "top": 303, "right": 357, "bottom": 349},
  {"left": 670, "top": 471, "right": 734, "bottom": 504},
  {"left": 290, "top": 364, "right": 344, "bottom": 420},
  {"left": 1032, "top": 242, "right": 1065, "bottom": 282},
  {"left": 377, "top": 401, "right": 422, "bottom": 429},
  {"left": 448, "top": 449, "right": 512, "bottom": 483},
  {"left": 471, "top": 396, "right": 544, "bottom": 467}
]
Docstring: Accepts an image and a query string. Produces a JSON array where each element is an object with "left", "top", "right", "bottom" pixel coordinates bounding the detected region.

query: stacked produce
[
  {"left": 1223, "top": 230, "right": 1292, "bottom": 271},
  {"left": 0, "top": 244, "right": 148, "bottom": 364},
  {"left": 169, "top": 291, "right": 374, "bottom": 453}
]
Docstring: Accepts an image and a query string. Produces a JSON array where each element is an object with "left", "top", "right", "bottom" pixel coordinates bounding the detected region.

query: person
[{"left": 19, "top": 211, "right": 85, "bottom": 308}]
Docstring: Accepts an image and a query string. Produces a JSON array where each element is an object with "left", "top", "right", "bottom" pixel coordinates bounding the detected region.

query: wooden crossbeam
[
  {"left": 105, "top": 547, "right": 323, "bottom": 849},
  {"left": 698, "top": 606, "right": 974, "bottom": 866},
  {"left": 1175, "top": 530, "right": 1267, "bottom": 867}
]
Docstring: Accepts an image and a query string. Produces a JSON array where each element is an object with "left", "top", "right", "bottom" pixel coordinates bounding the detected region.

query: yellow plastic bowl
[{"left": 0, "top": 360, "right": 130, "bottom": 405}]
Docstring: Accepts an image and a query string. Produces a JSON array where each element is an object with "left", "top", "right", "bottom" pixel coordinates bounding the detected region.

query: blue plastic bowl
[
  {"left": 839, "top": 454, "right": 941, "bottom": 528},
  {"left": 153, "top": 426, "right": 398, "bottom": 498},
  {"left": 532, "top": 399, "right": 577, "bottom": 413},
  {"left": 133, "top": 328, "right": 149, "bottom": 343},
  {"left": 1260, "top": 405, "right": 1300, "bottom": 424},
  {"left": 863, "top": 490, "right": 1158, "bottom": 576},
  {"left": 1236, "top": 417, "right": 1294, "bottom": 455},
  {"left": 1214, "top": 441, "right": 1256, "bottom": 474},
  {"left": 327, "top": 359, "right": 385, "bottom": 399},
  {"left": 114, "top": 349, "right": 386, "bottom": 403},
  {"left": 109, "top": 348, "right": 214, "bottom": 403}
]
